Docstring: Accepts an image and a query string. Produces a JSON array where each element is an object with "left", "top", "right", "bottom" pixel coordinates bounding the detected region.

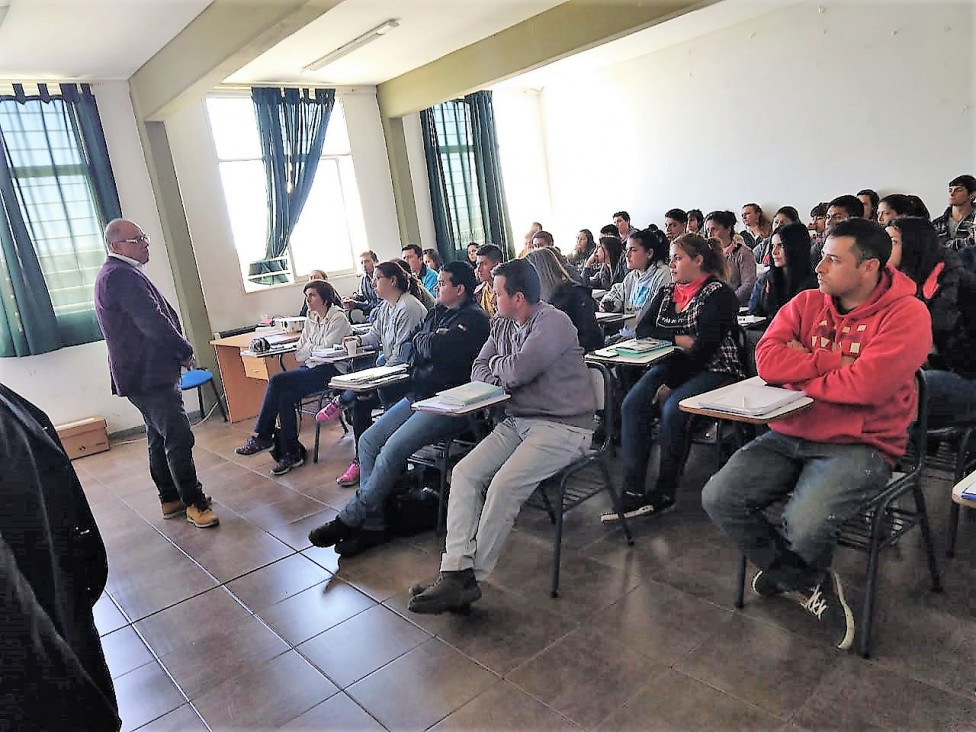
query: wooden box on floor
[{"left": 56, "top": 416, "right": 110, "bottom": 460}]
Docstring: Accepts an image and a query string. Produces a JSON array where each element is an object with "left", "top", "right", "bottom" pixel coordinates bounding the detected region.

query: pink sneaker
[
  {"left": 337, "top": 461, "right": 360, "bottom": 487},
  {"left": 316, "top": 397, "right": 343, "bottom": 423}
]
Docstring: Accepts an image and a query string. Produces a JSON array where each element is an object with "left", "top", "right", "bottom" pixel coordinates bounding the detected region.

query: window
[
  {"left": 429, "top": 100, "right": 485, "bottom": 246},
  {"left": 0, "top": 98, "right": 105, "bottom": 318},
  {"left": 206, "top": 95, "right": 366, "bottom": 290}
]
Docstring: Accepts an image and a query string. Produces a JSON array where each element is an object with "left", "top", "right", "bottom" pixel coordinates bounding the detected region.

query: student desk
[
  {"left": 585, "top": 345, "right": 675, "bottom": 368},
  {"left": 209, "top": 330, "right": 300, "bottom": 423},
  {"left": 737, "top": 314, "right": 768, "bottom": 330},
  {"left": 678, "top": 376, "right": 813, "bottom": 425}
]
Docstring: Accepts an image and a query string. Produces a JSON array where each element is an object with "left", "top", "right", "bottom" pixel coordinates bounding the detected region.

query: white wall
[
  {"left": 402, "top": 112, "right": 437, "bottom": 251},
  {"left": 0, "top": 81, "right": 181, "bottom": 433},
  {"left": 527, "top": 0, "right": 975, "bottom": 244},
  {"left": 165, "top": 88, "right": 402, "bottom": 335}
]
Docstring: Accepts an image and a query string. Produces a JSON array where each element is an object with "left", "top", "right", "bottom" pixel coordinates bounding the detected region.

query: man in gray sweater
[{"left": 408, "top": 259, "right": 595, "bottom": 614}]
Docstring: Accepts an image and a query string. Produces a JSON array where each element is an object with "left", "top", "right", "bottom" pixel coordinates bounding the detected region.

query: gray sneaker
[{"left": 407, "top": 570, "right": 482, "bottom": 615}]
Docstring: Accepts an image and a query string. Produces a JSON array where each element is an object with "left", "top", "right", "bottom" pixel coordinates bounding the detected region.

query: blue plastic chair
[{"left": 180, "top": 369, "right": 227, "bottom": 422}]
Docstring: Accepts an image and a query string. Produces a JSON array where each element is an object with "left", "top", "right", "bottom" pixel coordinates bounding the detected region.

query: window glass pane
[
  {"left": 217, "top": 160, "right": 268, "bottom": 274},
  {"left": 206, "top": 97, "right": 262, "bottom": 161},
  {"left": 291, "top": 158, "right": 356, "bottom": 276},
  {"left": 321, "top": 101, "right": 350, "bottom": 156}
]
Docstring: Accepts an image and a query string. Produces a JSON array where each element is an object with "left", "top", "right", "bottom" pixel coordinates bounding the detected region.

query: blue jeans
[
  {"left": 621, "top": 364, "right": 731, "bottom": 499},
  {"left": 253, "top": 364, "right": 338, "bottom": 453},
  {"left": 128, "top": 384, "right": 204, "bottom": 506},
  {"left": 338, "top": 397, "right": 462, "bottom": 531},
  {"left": 924, "top": 369, "right": 976, "bottom": 429},
  {"left": 701, "top": 430, "right": 891, "bottom": 590}
]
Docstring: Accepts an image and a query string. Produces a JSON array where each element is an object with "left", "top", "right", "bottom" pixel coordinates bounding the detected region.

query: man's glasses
[{"left": 112, "top": 234, "right": 150, "bottom": 245}]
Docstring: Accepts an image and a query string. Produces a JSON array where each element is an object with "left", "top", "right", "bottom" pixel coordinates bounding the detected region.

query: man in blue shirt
[{"left": 402, "top": 244, "right": 438, "bottom": 294}]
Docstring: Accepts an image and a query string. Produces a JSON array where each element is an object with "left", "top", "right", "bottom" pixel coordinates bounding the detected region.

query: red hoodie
[{"left": 755, "top": 267, "right": 931, "bottom": 463}]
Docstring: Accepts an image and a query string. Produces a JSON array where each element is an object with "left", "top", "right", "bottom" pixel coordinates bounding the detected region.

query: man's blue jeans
[
  {"left": 702, "top": 430, "right": 891, "bottom": 591},
  {"left": 338, "top": 397, "right": 463, "bottom": 531},
  {"left": 621, "top": 363, "right": 730, "bottom": 498},
  {"left": 924, "top": 369, "right": 976, "bottom": 429}
]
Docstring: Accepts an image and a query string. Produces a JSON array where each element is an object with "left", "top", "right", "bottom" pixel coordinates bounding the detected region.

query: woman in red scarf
[{"left": 602, "top": 234, "right": 744, "bottom": 523}]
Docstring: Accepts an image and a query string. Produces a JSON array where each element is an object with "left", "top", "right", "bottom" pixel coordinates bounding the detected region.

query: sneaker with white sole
[
  {"left": 795, "top": 570, "right": 855, "bottom": 650},
  {"left": 336, "top": 460, "right": 360, "bottom": 486},
  {"left": 601, "top": 492, "right": 675, "bottom": 523},
  {"left": 315, "top": 397, "right": 343, "bottom": 423},
  {"left": 271, "top": 452, "right": 304, "bottom": 476}
]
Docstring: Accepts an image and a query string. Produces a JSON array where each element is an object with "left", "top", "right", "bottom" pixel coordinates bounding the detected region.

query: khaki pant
[{"left": 440, "top": 416, "right": 591, "bottom": 580}]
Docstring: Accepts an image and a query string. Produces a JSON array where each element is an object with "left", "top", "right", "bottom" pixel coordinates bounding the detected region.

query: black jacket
[
  {"left": 0, "top": 385, "right": 120, "bottom": 730},
  {"left": 923, "top": 249, "right": 976, "bottom": 379},
  {"left": 549, "top": 282, "right": 603, "bottom": 353},
  {"left": 406, "top": 300, "right": 491, "bottom": 399}
]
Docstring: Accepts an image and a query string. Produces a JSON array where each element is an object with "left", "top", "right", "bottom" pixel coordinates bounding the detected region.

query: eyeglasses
[{"left": 111, "top": 234, "right": 150, "bottom": 246}]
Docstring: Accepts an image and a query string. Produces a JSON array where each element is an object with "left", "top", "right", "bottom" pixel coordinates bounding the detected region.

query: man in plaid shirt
[{"left": 932, "top": 174, "right": 976, "bottom": 269}]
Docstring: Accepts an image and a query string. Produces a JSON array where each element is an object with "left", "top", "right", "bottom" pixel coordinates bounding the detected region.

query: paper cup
[{"left": 344, "top": 338, "right": 359, "bottom": 357}]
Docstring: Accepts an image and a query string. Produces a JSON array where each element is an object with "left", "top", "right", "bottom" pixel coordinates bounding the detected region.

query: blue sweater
[{"left": 94, "top": 257, "right": 193, "bottom": 396}]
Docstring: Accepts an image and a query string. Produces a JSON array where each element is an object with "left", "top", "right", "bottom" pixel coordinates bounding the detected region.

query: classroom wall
[
  {"left": 0, "top": 81, "right": 182, "bottom": 432},
  {"left": 164, "top": 88, "right": 403, "bottom": 335},
  {"left": 529, "top": 0, "right": 975, "bottom": 245}
]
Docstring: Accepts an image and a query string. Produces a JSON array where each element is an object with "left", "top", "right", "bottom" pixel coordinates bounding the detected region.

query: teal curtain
[
  {"left": 250, "top": 87, "right": 334, "bottom": 285},
  {"left": 0, "top": 83, "right": 121, "bottom": 357},
  {"left": 420, "top": 90, "right": 513, "bottom": 262}
]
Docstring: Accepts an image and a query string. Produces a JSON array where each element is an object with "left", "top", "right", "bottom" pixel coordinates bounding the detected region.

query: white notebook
[
  {"left": 699, "top": 383, "right": 806, "bottom": 417},
  {"left": 331, "top": 364, "right": 407, "bottom": 384}
]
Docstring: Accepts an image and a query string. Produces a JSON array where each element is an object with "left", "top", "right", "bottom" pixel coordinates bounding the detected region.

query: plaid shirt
[
  {"left": 932, "top": 205, "right": 976, "bottom": 252},
  {"left": 646, "top": 280, "right": 745, "bottom": 379}
]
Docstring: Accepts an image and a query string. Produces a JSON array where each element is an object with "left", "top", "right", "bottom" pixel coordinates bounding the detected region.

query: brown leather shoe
[
  {"left": 186, "top": 501, "right": 219, "bottom": 528},
  {"left": 160, "top": 500, "right": 186, "bottom": 519}
]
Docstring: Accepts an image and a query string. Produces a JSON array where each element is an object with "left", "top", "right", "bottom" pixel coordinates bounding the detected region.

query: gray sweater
[
  {"left": 360, "top": 292, "right": 428, "bottom": 365},
  {"left": 472, "top": 303, "right": 595, "bottom": 429}
]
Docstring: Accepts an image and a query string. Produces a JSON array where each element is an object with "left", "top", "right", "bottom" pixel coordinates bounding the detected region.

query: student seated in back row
[
  {"left": 317, "top": 261, "right": 429, "bottom": 486},
  {"left": 524, "top": 247, "right": 602, "bottom": 352},
  {"left": 236, "top": 280, "right": 352, "bottom": 475},
  {"left": 603, "top": 234, "right": 742, "bottom": 524},
  {"left": 407, "top": 259, "right": 596, "bottom": 614},
  {"left": 307, "top": 262, "right": 490, "bottom": 556},
  {"left": 600, "top": 228, "right": 671, "bottom": 341},
  {"left": 343, "top": 251, "right": 381, "bottom": 321},
  {"left": 703, "top": 219, "right": 931, "bottom": 650},
  {"left": 748, "top": 223, "right": 817, "bottom": 318}
]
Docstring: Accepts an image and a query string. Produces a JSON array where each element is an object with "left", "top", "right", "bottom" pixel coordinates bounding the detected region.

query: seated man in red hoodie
[{"left": 702, "top": 218, "right": 931, "bottom": 651}]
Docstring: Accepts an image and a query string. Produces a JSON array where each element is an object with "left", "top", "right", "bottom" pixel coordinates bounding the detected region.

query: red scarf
[{"left": 672, "top": 274, "right": 709, "bottom": 310}]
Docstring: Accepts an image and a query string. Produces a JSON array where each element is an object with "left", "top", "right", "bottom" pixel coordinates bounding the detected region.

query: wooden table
[
  {"left": 209, "top": 330, "right": 300, "bottom": 423},
  {"left": 678, "top": 375, "right": 813, "bottom": 424}
]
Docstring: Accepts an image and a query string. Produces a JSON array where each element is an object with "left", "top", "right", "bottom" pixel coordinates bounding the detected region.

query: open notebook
[{"left": 698, "top": 383, "right": 807, "bottom": 417}]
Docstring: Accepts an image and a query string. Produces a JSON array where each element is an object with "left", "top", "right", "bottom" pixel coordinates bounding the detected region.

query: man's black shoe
[
  {"left": 335, "top": 529, "right": 389, "bottom": 557},
  {"left": 407, "top": 569, "right": 481, "bottom": 614},
  {"left": 601, "top": 492, "right": 675, "bottom": 523},
  {"left": 795, "top": 570, "right": 855, "bottom": 650},
  {"left": 308, "top": 517, "right": 353, "bottom": 548}
]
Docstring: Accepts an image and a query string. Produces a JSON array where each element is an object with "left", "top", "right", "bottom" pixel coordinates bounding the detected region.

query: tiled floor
[{"left": 78, "top": 417, "right": 976, "bottom": 731}]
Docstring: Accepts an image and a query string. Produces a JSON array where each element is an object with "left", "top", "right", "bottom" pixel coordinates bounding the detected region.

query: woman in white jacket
[
  {"left": 600, "top": 228, "right": 671, "bottom": 340},
  {"left": 236, "top": 280, "right": 352, "bottom": 475}
]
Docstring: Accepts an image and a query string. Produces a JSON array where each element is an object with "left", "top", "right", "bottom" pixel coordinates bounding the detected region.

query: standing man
[
  {"left": 402, "top": 244, "right": 438, "bottom": 294},
  {"left": 702, "top": 219, "right": 931, "bottom": 649},
  {"left": 932, "top": 174, "right": 976, "bottom": 258},
  {"left": 474, "top": 244, "right": 503, "bottom": 317},
  {"left": 1, "top": 384, "right": 121, "bottom": 730},
  {"left": 94, "top": 219, "right": 218, "bottom": 528},
  {"left": 343, "top": 250, "right": 380, "bottom": 320},
  {"left": 407, "top": 259, "right": 595, "bottom": 614}
]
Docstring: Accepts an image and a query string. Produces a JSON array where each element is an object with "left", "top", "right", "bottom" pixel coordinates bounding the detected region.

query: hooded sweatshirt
[
  {"left": 295, "top": 306, "right": 353, "bottom": 368},
  {"left": 755, "top": 267, "right": 931, "bottom": 463},
  {"left": 601, "top": 261, "right": 670, "bottom": 336}
]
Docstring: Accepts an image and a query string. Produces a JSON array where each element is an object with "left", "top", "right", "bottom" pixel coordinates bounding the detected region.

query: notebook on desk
[
  {"left": 613, "top": 338, "right": 671, "bottom": 356},
  {"left": 330, "top": 364, "right": 408, "bottom": 385},
  {"left": 435, "top": 381, "right": 506, "bottom": 407},
  {"left": 698, "top": 383, "right": 807, "bottom": 417}
]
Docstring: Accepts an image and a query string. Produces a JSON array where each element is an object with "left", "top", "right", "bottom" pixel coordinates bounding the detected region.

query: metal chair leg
[
  {"left": 858, "top": 508, "right": 887, "bottom": 658},
  {"left": 436, "top": 440, "right": 451, "bottom": 536},
  {"left": 551, "top": 478, "right": 566, "bottom": 598},
  {"left": 196, "top": 386, "right": 205, "bottom": 421},
  {"left": 734, "top": 554, "right": 747, "bottom": 609},
  {"left": 209, "top": 381, "right": 227, "bottom": 422},
  {"left": 600, "top": 459, "right": 633, "bottom": 545},
  {"left": 914, "top": 485, "right": 943, "bottom": 592},
  {"left": 946, "top": 501, "right": 961, "bottom": 558}
]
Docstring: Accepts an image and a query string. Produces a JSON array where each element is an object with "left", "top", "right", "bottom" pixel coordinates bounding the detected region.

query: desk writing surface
[
  {"left": 210, "top": 328, "right": 299, "bottom": 422},
  {"left": 209, "top": 330, "right": 300, "bottom": 348},
  {"left": 586, "top": 345, "right": 675, "bottom": 367},
  {"left": 678, "top": 376, "right": 814, "bottom": 424},
  {"left": 412, "top": 392, "right": 511, "bottom": 416}
]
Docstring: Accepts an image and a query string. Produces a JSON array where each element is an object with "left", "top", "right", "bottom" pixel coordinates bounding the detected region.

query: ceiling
[
  {"left": 0, "top": 0, "right": 213, "bottom": 81},
  {"left": 224, "top": 0, "right": 568, "bottom": 86}
]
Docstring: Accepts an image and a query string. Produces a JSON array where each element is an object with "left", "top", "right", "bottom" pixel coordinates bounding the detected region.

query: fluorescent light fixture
[{"left": 303, "top": 19, "right": 400, "bottom": 72}]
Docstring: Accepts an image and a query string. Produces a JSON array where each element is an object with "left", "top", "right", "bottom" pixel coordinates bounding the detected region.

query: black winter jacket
[{"left": 406, "top": 301, "right": 491, "bottom": 399}]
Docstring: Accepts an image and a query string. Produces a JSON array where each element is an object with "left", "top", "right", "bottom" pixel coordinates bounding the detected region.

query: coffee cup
[{"left": 343, "top": 337, "right": 359, "bottom": 357}]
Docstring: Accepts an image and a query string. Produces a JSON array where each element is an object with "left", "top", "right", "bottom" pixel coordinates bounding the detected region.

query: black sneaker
[
  {"left": 236, "top": 435, "right": 274, "bottom": 456},
  {"left": 308, "top": 517, "right": 353, "bottom": 548},
  {"left": 600, "top": 492, "right": 675, "bottom": 523},
  {"left": 335, "top": 529, "right": 389, "bottom": 557},
  {"left": 407, "top": 569, "right": 482, "bottom": 614},
  {"left": 795, "top": 570, "right": 855, "bottom": 650},
  {"left": 270, "top": 452, "right": 304, "bottom": 476}
]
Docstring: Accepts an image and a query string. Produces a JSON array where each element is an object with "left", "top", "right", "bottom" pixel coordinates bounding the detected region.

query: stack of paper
[
  {"left": 699, "top": 383, "right": 806, "bottom": 417},
  {"left": 311, "top": 345, "right": 346, "bottom": 358},
  {"left": 614, "top": 338, "right": 671, "bottom": 356},
  {"left": 435, "top": 381, "right": 506, "bottom": 407},
  {"left": 331, "top": 364, "right": 408, "bottom": 385}
]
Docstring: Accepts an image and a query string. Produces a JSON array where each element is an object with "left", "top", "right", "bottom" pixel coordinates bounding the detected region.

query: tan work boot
[
  {"left": 160, "top": 499, "right": 186, "bottom": 519},
  {"left": 186, "top": 500, "right": 219, "bottom": 528}
]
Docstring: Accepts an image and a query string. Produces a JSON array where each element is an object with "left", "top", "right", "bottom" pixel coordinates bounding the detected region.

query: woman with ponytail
[
  {"left": 317, "top": 260, "right": 428, "bottom": 487},
  {"left": 602, "top": 233, "right": 743, "bottom": 524}
]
